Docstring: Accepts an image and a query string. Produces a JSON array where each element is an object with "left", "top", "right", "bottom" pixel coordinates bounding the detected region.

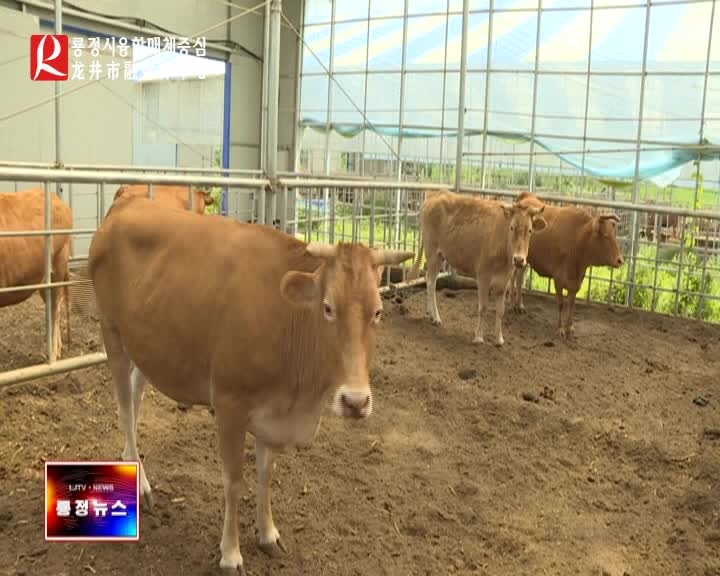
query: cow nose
[
  {"left": 340, "top": 392, "right": 371, "bottom": 419},
  {"left": 513, "top": 256, "right": 526, "bottom": 268},
  {"left": 617, "top": 256, "right": 624, "bottom": 266}
]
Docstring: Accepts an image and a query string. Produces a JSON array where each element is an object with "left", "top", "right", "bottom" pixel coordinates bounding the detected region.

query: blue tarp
[{"left": 301, "top": 116, "right": 720, "bottom": 183}]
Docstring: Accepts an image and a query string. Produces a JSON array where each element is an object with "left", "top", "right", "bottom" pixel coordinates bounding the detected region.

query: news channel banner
[{"left": 45, "top": 461, "right": 140, "bottom": 541}]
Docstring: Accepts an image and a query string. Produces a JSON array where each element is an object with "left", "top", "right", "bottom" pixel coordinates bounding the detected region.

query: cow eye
[{"left": 323, "top": 301, "right": 335, "bottom": 321}]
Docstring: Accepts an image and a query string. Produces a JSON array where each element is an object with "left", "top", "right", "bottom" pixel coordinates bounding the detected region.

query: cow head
[
  {"left": 189, "top": 187, "right": 215, "bottom": 214},
  {"left": 591, "top": 213, "right": 624, "bottom": 268},
  {"left": 502, "top": 203, "right": 547, "bottom": 269},
  {"left": 280, "top": 242, "right": 414, "bottom": 420}
]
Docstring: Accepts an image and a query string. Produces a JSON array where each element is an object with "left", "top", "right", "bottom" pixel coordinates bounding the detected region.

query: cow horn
[
  {"left": 599, "top": 213, "right": 620, "bottom": 222},
  {"left": 371, "top": 248, "right": 415, "bottom": 267},
  {"left": 306, "top": 243, "right": 338, "bottom": 259}
]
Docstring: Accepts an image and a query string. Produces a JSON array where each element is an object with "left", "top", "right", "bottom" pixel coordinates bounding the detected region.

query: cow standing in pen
[
  {"left": 409, "top": 190, "right": 547, "bottom": 346},
  {"left": 509, "top": 191, "right": 624, "bottom": 338},
  {"left": 0, "top": 187, "right": 72, "bottom": 362},
  {"left": 87, "top": 195, "right": 414, "bottom": 574},
  {"left": 113, "top": 183, "right": 215, "bottom": 214}
]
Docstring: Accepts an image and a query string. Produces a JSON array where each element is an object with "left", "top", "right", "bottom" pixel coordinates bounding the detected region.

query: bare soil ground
[{"left": 0, "top": 287, "right": 719, "bottom": 576}]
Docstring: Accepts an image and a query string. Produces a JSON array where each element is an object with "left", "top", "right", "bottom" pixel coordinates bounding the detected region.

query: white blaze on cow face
[
  {"left": 502, "top": 204, "right": 547, "bottom": 269},
  {"left": 280, "top": 242, "right": 413, "bottom": 421}
]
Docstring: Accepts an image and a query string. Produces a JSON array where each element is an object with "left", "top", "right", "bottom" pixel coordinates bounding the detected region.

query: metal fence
[{"left": 2, "top": 166, "right": 720, "bottom": 389}]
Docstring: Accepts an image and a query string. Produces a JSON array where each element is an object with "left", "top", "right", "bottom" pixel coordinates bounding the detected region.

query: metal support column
[
  {"left": 44, "top": 181, "right": 53, "bottom": 363},
  {"left": 394, "top": 0, "right": 409, "bottom": 250},
  {"left": 265, "top": 0, "right": 283, "bottom": 226},
  {"left": 261, "top": 0, "right": 271, "bottom": 173},
  {"left": 54, "top": 0, "right": 63, "bottom": 199},
  {"left": 454, "top": 0, "right": 470, "bottom": 191},
  {"left": 626, "top": 1, "right": 652, "bottom": 307},
  {"left": 479, "top": 0, "right": 494, "bottom": 188},
  {"left": 527, "top": 0, "right": 543, "bottom": 191}
]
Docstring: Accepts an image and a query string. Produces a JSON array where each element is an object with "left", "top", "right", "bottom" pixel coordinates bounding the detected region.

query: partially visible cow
[
  {"left": 640, "top": 203, "right": 680, "bottom": 242},
  {"left": 0, "top": 188, "right": 72, "bottom": 362},
  {"left": 113, "top": 184, "right": 215, "bottom": 214},
  {"left": 408, "top": 190, "right": 547, "bottom": 346},
  {"left": 87, "top": 195, "right": 414, "bottom": 574},
  {"left": 509, "top": 191, "right": 624, "bottom": 338}
]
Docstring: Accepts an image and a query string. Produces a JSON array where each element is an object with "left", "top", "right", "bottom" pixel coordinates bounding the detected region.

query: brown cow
[
  {"left": 113, "top": 184, "right": 215, "bottom": 214},
  {"left": 87, "top": 195, "right": 413, "bottom": 573},
  {"left": 408, "top": 190, "right": 547, "bottom": 346},
  {"left": 0, "top": 188, "right": 72, "bottom": 362},
  {"left": 509, "top": 191, "right": 624, "bottom": 338}
]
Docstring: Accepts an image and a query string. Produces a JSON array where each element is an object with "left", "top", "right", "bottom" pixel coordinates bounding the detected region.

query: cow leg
[
  {"left": 129, "top": 366, "right": 147, "bottom": 440},
  {"left": 215, "top": 402, "right": 248, "bottom": 574},
  {"left": 512, "top": 266, "right": 528, "bottom": 314},
  {"left": 472, "top": 276, "right": 490, "bottom": 344},
  {"left": 493, "top": 280, "right": 508, "bottom": 346},
  {"left": 256, "top": 439, "right": 287, "bottom": 557},
  {"left": 565, "top": 290, "right": 578, "bottom": 339},
  {"left": 553, "top": 278, "right": 566, "bottom": 338},
  {"left": 101, "top": 324, "right": 154, "bottom": 510},
  {"left": 425, "top": 250, "right": 443, "bottom": 325},
  {"left": 38, "top": 285, "right": 62, "bottom": 362}
]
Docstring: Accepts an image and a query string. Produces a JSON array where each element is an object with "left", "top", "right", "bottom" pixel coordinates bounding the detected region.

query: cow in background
[
  {"left": 113, "top": 184, "right": 215, "bottom": 214},
  {"left": 509, "top": 191, "right": 624, "bottom": 338},
  {"left": 0, "top": 187, "right": 72, "bottom": 362},
  {"left": 88, "top": 194, "right": 414, "bottom": 573},
  {"left": 409, "top": 190, "right": 547, "bottom": 346}
]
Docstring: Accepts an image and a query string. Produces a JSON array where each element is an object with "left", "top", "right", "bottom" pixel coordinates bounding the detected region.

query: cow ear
[
  {"left": 501, "top": 204, "right": 514, "bottom": 219},
  {"left": 280, "top": 271, "right": 318, "bottom": 307},
  {"left": 531, "top": 216, "right": 547, "bottom": 232}
]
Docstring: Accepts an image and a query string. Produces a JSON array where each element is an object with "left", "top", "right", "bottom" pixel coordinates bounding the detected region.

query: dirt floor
[{"left": 0, "top": 286, "right": 719, "bottom": 576}]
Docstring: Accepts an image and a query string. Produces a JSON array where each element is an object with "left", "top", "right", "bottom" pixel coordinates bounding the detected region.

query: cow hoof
[
  {"left": 142, "top": 490, "right": 154, "bottom": 512},
  {"left": 431, "top": 319, "right": 442, "bottom": 326},
  {"left": 515, "top": 306, "right": 527, "bottom": 315},
  {"left": 219, "top": 550, "right": 246, "bottom": 574},
  {"left": 258, "top": 536, "right": 288, "bottom": 557},
  {"left": 472, "top": 336, "right": 484, "bottom": 344},
  {"left": 556, "top": 328, "right": 566, "bottom": 339},
  {"left": 495, "top": 338, "right": 505, "bottom": 347}
]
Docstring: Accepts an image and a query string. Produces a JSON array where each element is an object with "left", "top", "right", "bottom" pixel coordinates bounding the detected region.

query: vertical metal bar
[
  {"left": 455, "top": 0, "right": 470, "bottom": 191},
  {"left": 148, "top": 182, "right": 154, "bottom": 199},
  {"left": 44, "top": 181, "right": 53, "bottom": 363},
  {"left": 99, "top": 182, "right": 105, "bottom": 223},
  {"left": 266, "top": 0, "right": 282, "bottom": 226},
  {"left": 626, "top": 0, "right": 652, "bottom": 308},
  {"left": 694, "top": 0, "right": 715, "bottom": 320},
  {"left": 54, "top": 0, "right": 63, "bottom": 203},
  {"left": 439, "top": 0, "right": 451, "bottom": 182},
  {"left": 361, "top": 1, "right": 371, "bottom": 179},
  {"left": 675, "top": 216, "right": 687, "bottom": 315},
  {"left": 479, "top": 0, "right": 494, "bottom": 188},
  {"left": 527, "top": 0, "right": 542, "bottom": 191},
  {"left": 279, "top": 185, "right": 288, "bottom": 232},
  {"left": 322, "top": 0, "right": 337, "bottom": 242},
  {"left": 292, "top": 0, "right": 306, "bottom": 174},
  {"left": 188, "top": 185, "right": 194, "bottom": 211},
  {"left": 261, "top": 0, "right": 271, "bottom": 173},
  {"left": 579, "top": 0, "right": 594, "bottom": 195},
  {"left": 369, "top": 188, "right": 376, "bottom": 246},
  {"left": 329, "top": 187, "right": 336, "bottom": 243},
  {"left": 394, "top": 0, "right": 409, "bottom": 249}
]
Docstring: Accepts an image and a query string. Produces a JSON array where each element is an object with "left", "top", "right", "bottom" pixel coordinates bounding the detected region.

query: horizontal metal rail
[
  {"left": 0, "top": 352, "right": 108, "bottom": 390},
  {"left": 0, "top": 167, "right": 269, "bottom": 188},
  {"left": 280, "top": 177, "right": 720, "bottom": 220},
  {"left": 0, "top": 228, "right": 93, "bottom": 237},
  {"left": 0, "top": 160, "right": 263, "bottom": 176},
  {"left": 0, "top": 278, "right": 88, "bottom": 295}
]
